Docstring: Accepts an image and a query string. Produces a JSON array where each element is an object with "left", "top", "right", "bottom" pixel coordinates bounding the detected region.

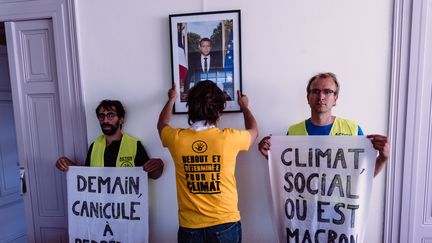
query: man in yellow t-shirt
[{"left": 158, "top": 80, "right": 258, "bottom": 243}]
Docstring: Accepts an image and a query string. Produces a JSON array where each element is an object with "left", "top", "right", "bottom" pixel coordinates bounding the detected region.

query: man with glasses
[
  {"left": 55, "top": 100, "right": 164, "bottom": 179},
  {"left": 258, "top": 72, "right": 389, "bottom": 176}
]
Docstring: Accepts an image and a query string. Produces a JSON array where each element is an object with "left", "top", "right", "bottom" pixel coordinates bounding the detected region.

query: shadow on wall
[{"left": 236, "top": 150, "right": 278, "bottom": 242}]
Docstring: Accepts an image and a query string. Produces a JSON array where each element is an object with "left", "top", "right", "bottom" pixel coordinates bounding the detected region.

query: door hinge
[{"left": 20, "top": 167, "right": 26, "bottom": 195}]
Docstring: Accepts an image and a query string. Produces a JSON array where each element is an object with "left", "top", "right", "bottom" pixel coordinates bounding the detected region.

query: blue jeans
[{"left": 178, "top": 221, "right": 242, "bottom": 243}]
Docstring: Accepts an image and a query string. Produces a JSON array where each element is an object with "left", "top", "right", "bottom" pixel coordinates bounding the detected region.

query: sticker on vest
[
  {"left": 335, "top": 133, "right": 352, "bottom": 136},
  {"left": 119, "top": 156, "right": 134, "bottom": 167}
]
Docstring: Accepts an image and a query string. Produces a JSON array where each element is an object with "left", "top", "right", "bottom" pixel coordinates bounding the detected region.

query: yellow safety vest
[
  {"left": 90, "top": 133, "right": 138, "bottom": 167},
  {"left": 288, "top": 117, "right": 358, "bottom": 136}
]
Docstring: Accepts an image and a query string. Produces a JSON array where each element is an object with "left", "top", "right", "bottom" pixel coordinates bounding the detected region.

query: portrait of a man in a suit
[
  {"left": 183, "top": 37, "right": 223, "bottom": 93},
  {"left": 171, "top": 13, "right": 241, "bottom": 112}
]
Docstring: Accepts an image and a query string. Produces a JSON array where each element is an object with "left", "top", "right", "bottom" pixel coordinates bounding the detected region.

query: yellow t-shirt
[{"left": 161, "top": 125, "right": 251, "bottom": 228}]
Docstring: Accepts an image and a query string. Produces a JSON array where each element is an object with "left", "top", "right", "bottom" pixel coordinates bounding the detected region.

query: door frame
[
  {"left": 384, "top": 0, "right": 431, "bottom": 241},
  {"left": 383, "top": 0, "right": 411, "bottom": 241},
  {"left": 0, "top": 0, "right": 87, "bottom": 240}
]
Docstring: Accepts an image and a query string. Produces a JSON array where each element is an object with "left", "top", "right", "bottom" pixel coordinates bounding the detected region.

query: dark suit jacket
[{"left": 184, "top": 51, "right": 223, "bottom": 91}]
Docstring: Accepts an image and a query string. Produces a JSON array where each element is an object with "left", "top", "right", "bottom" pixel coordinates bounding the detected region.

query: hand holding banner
[
  {"left": 268, "top": 136, "right": 376, "bottom": 243},
  {"left": 67, "top": 167, "right": 148, "bottom": 243}
]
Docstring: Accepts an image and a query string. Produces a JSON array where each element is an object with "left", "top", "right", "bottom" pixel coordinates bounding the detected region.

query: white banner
[
  {"left": 268, "top": 136, "right": 376, "bottom": 243},
  {"left": 67, "top": 167, "right": 148, "bottom": 243}
]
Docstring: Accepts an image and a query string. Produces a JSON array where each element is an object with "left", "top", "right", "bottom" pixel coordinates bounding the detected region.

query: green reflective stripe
[
  {"left": 90, "top": 133, "right": 138, "bottom": 167},
  {"left": 329, "top": 117, "right": 358, "bottom": 136},
  {"left": 116, "top": 133, "right": 137, "bottom": 167},
  {"left": 287, "top": 117, "right": 358, "bottom": 136},
  {"left": 288, "top": 121, "right": 308, "bottom": 135},
  {"left": 90, "top": 135, "right": 106, "bottom": 167}
]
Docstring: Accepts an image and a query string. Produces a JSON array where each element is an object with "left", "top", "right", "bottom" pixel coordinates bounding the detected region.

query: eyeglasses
[
  {"left": 97, "top": 112, "right": 117, "bottom": 121},
  {"left": 309, "top": 89, "right": 336, "bottom": 96}
]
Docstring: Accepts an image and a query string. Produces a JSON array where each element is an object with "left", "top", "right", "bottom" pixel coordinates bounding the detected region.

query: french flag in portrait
[{"left": 178, "top": 23, "right": 188, "bottom": 90}]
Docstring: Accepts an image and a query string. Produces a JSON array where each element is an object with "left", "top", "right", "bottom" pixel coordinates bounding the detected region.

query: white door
[
  {"left": 5, "top": 19, "right": 68, "bottom": 242},
  {"left": 406, "top": 0, "right": 432, "bottom": 241},
  {"left": 397, "top": 0, "right": 432, "bottom": 242},
  {"left": 0, "top": 45, "right": 26, "bottom": 242}
]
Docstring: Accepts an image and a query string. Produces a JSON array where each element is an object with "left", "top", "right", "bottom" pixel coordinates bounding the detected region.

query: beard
[{"left": 100, "top": 122, "right": 120, "bottom": 136}]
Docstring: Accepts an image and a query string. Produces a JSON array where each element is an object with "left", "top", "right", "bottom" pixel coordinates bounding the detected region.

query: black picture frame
[{"left": 169, "top": 10, "right": 242, "bottom": 113}]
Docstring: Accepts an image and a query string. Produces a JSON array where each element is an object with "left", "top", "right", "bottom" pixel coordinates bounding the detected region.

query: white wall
[{"left": 75, "top": 0, "right": 392, "bottom": 242}]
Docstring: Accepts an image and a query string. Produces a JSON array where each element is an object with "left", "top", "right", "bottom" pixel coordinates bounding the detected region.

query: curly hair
[
  {"left": 95, "top": 100, "right": 126, "bottom": 119},
  {"left": 186, "top": 80, "right": 226, "bottom": 125}
]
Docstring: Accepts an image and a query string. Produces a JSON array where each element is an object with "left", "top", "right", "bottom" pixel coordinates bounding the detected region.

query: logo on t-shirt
[{"left": 192, "top": 140, "right": 208, "bottom": 153}]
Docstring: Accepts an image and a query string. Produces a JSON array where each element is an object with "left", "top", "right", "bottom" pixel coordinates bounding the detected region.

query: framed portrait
[{"left": 169, "top": 10, "right": 242, "bottom": 113}]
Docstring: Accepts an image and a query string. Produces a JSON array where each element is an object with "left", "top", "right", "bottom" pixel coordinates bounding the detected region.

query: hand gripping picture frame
[{"left": 169, "top": 10, "right": 242, "bottom": 113}]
